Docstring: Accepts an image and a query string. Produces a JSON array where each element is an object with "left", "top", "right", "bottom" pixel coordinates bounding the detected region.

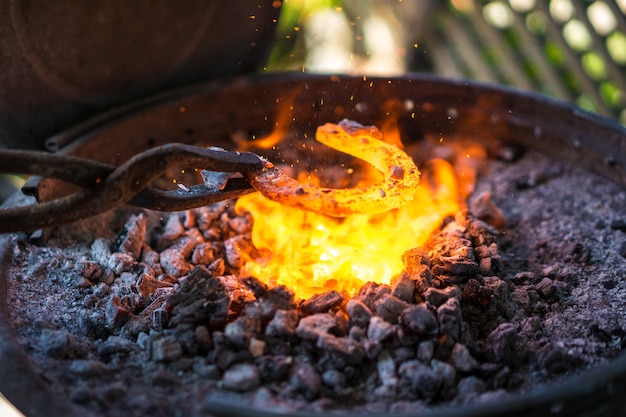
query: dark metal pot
[
  {"left": 0, "top": 0, "right": 280, "bottom": 151},
  {"left": 1, "top": 73, "right": 626, "bottom": 417}
]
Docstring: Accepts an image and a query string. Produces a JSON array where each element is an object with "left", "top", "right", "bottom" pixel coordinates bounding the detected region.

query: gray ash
[{"left": 6, "top": 149, "right": 626, "bottom": 417}]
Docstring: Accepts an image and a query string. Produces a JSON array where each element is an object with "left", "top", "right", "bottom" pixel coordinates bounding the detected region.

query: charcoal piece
[
  {"left": 430, "top": 359, "right": 456, "bottom": 397},
  {"left": 456, "top": 376, "right": 487, "bottom": 402},
  {"left": 397, "top": 360, "right": 442, "bottom": 401},
  {"left": 97, "top": 335, "right": 137, "bottom": 359},
  {"left": 151, "top": 336, "right": 183, "bottom": 362},
  {"left": 409, "top": 264, "right": 433, "bottom": 295},
  {"left": 301, "top": 290, "right": 344, "bottom": 315},
  {"left": 417, "top": 340, "right": 434, "bottom": 362},
  {"left": 393, "top": 346, "right": 414, "bottom": 362},
  {"left": 296, "top": 313, "right": 336, "bottom": 341},
  {"left": 367, "top": 316, "right": 395, "bottom": 343},
  {"left": 345, "top": 299, "right": 373, "bottom": 328},
  {"left": 38, "top": 329, "right": 84, "bottom": 359},
  {"left": 462, "top": 278, "right": 494, "bottom": 308},
  {"left": 485, "top": 323, "right": 519, "bottom": 365},
  {"left": 377, "top": 350, "right": 398, "bottom": 387},
  {"left": 195, "top": 325, "right": 213, "bottom": 352},
  {"left": 228, "top": 214, "right": 253, "bottom": 235},
  {"left": 478, "top": 257, "right": 492, "bottom": 276},
  {"left": 537, "top": 344, "right": 578, "bottom": 374},
  {"left": 354, "top": 282, "right": 391, "bottom": 311},
  {"left": 374, "top": 294, "right": 409, "bottom": 324},
  {"left": 212, "top": 345, "right": 253, "bottom": 371},
  {"left": 431, "top": 256, "right": 478, "bottom": 282},
  {"left": 437, "top": 297, "right": 462, "bottom": 342},
  {"left": 68, "top": 359, "right": 106, "bottom": 378},
  {"left": 91, "top": 238, "right": 113, "bottom": 266},
  {"left": 401, "top": 304, "right": 438, "bottom": 336},
  {"left": 363, "top": 339, "right": 383, "bottom": 359},
  {"left": 257, "top": 355, "right": 292, "bottom": 383},
  {"left": 322, "top": 369, "right": 346, "bottom": 388},
  {"left": 175, "top": 325, "right": 200, "bottom": 355},
  {"left": 75, "top": 260, "right": 104, "bottom": 283},
  {"left": 266, "top": 309, "right": 299, "bottom": 337},
  {"left": 259, "top": 285, "right": 296, "bottom": 320},
  {"left": 141, "top": 246, "right": 162, "bottom": 276},
  {"left": 469, "top": 191, "right": 506, "bottom": 229},
  {"left": 114, "top": 213, "right": 146, "bottom": 260},
  {"left": 109, "top": 252, "right": 136, "bottom": 275},
  {"left": 423, "top": 288, "right": 451, "bottom": 307},
  {"left": 159, "top": 248, "right": 190, "bottom": 278},
  {"left": 316, "top": 334, "right": 365, "bottom": 365},
  {"left": 165, "top": 266, "right": 229, "bottom": 329},
  {"left": 391, "top": 272, "right": 416, "bottom": 303},
  {"left": 402, "top": 247, "right": 431, "bottom": 271},
  {"left": 192, "top": 360, "right": 221, "bottom": 379},
  {"left": 288, "top": 363, "right": 321, "bottom": 401},
  {"left": 224, "top": 234, "right": 253, "bottom": 268},
  {"left": 473, "top": 245, "right": 491, "bottom": 260},
  {"left": 535, "top": 277, "right": 557, "bottom": 299},
  {"left": 105, "top": 295, "right": 132, "bottom": 329},
  {"left": 464, "top": 216, "right": 498, "bottom": 247},
  {"left": 191, "top": 242, "right": 216, "bottom": 265},
  {"left": 221, "top": 363, "right": 261, "bottom": 392},
  {"left": 158, "top": 214, "right": 185, "bottom": 250},
  {"left": 207, "top": 258, "right": 226, "bottom": 276},
  {"left": 225, "top": 315, "right": 262, "bottom": 348},
  {"left": 451, "top": 343, "right": 479, "bottom": 373},
  {"left": 137, "top": 273, "right": 173, "bottom": 302}
]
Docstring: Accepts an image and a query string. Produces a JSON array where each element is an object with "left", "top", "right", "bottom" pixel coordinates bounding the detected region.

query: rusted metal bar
[{"left": 0, "top": 144, "right": 266, "bottom": 233}]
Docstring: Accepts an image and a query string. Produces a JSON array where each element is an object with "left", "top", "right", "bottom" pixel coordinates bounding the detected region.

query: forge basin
[{"left": 1, "top": 73, "right": 626, "bottom": 417}]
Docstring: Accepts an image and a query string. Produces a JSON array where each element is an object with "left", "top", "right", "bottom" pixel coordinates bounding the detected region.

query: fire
[{"left": 235, "top": 121, "right": 466, "bottom": 300}]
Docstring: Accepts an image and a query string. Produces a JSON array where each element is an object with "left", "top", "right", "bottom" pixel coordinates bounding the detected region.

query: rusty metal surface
[
  {"left": 0, "top": 144, "right": 265, "bottom": 233},
  {"left": 0, "top": 74, "right": 625, "bottom": 417}
]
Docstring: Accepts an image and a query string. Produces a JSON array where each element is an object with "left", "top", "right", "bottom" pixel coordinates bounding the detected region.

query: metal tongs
[{"left": 0, "top": 144, "right": 267, "bottom": 234}]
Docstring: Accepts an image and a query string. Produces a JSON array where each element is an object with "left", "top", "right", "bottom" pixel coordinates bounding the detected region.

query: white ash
[{"left": 4, "top": 149, "right": 626, "bottom": 417}]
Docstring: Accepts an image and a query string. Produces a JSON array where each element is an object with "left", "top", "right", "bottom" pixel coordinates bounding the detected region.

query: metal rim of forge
[{"left": 1, "top": 73, "right": 626, "bottom": 417}]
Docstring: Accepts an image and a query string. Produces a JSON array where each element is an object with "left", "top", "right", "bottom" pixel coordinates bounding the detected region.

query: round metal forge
[{"left": 1, "top": 73, "right": 626, "bottom": 417}]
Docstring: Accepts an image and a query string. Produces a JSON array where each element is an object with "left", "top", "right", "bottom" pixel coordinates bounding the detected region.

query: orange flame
[{"left": 235, "top": 123, "right": 466, "bottom": 300}]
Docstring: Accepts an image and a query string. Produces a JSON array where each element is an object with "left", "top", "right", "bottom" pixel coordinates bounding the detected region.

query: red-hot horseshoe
[{"left": 244, "top": 119, "right": 420, "bottom": 217}]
